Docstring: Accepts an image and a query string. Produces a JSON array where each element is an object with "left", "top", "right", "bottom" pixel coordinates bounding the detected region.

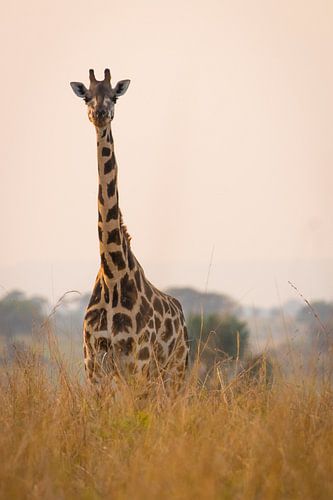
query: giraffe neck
[{"left": 96, "top": 123, "right": 132, "bottom": 281}]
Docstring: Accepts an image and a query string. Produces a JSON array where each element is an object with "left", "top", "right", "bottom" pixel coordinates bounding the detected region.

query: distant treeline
[{"left": 0, "top": 289, "right": 332, "bottom": 367}]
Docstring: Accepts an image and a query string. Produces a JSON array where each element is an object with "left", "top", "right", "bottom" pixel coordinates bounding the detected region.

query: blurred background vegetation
[{"left": 0, "top": 286, "right": 332, "bottom": 380}]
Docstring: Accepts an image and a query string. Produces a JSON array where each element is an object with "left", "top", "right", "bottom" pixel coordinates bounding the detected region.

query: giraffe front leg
[
  {"left": 83, "top": 306, "right": 114, "bottom": 382},
  {"left": 83, "top": 324, "right": 116, "bottom": 385},
  {"left": 83, "top": 328, "right": 98, "bottom": 383}
]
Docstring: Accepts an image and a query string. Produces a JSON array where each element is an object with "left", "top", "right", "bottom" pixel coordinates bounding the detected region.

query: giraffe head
[{"left": 70, "top": 69, "right": 130, "bottom": 128}]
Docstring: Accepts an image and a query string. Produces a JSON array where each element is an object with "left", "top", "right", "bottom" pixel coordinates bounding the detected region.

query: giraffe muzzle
[
  {"left": 94, "top": 109, "right": 108, "bottom": 120},
  {"left": 92, "top": 108, "right": 110, "bottom": 127}
]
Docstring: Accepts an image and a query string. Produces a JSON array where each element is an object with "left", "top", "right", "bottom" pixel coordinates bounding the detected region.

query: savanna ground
[{"left": 0, "top": 326, "right": 332, "bottom": 500}]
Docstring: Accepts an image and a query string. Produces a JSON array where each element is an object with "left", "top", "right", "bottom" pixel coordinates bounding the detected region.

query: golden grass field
[{"left": 0, "top": 333, "right": 332, "bottom": 500}]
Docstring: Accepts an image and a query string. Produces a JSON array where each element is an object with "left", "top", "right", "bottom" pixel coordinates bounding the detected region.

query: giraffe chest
[
  {"left": 85, "top": 270, "right": 155, "bottom": 340},
  {"left": 83, "top": 268, "right": 188, "bottom": 379}
]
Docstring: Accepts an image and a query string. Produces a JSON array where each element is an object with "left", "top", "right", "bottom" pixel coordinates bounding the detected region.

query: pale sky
[{"left": 1, "top": 0, "right": 332, "bottom": 308}]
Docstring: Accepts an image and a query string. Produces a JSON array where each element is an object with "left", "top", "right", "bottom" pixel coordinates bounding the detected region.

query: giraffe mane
[{"left": 120, "top": 212, "right": 132, "bottom": 245}]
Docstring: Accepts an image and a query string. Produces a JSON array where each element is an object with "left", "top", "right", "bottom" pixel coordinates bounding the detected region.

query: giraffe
[{"left": 70, "top": 69, "right": 189, "bottom": 391}]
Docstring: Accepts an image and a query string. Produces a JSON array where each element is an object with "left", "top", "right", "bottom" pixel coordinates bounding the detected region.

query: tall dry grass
[{"left": 0, "top": 331, "right": 332, "bottom": 500}]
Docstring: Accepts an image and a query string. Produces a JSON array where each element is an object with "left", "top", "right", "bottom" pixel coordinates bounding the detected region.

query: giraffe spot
[
  {"left": 112, "top": 313, "right": 132, "bottom": 335},
  {"left": 168, "top": 338, "right": 176, "bottom": 356},
  {"left": 170, "top": 303, "right": 177, "bottom": 317},
  {"left": 138, "top": 346, "right": 150, "bottom": 360},
  {"left": 110, "top": 251, "right": 126, "bottom": 270},
  {"left": 98, "top": 226, "right": 103, "bottom": 242},
  {"left": 141, "top": 296, "right": 153, "bottom": 317},
  {"left": 101, "top": 128, "right": 107, "bottom": 138},
  {"left": 171, "top": 297, "right": 183, "bottom": 312},
  {"left": 104, "top": 155, "right": 115, "bottom": 174},
  {"left": 107, "top": 178, "right": 116, "bottom": 198},
  {"left": 85, "top": 308, "right": 108, "bottom": 331},
  {"left": 144, "top": 281, "right": 153, "bottom": 301},
  {"left": 115, "top": 337, "right": 134, "bottom": 355},
  {"left": 98, "top": 184, "right": 104, "bottom": 205},
  {"left": 162, "top": 299, "right": 170, "bottom": 314},
  {"left": 106, "top": 205, "right": 118, "bottom": 221},
  {"left": 136, "top": 297, "right": 153, "bottom": 334},
  {"left": 95, "top": 337, "right": 111, "bottom": 351},
  {"left": 144, "top": 331, "right": 151, "bottom": 342},
  {"left": 148, "top": 319, "right": 154, "bottom": 329},
  {"left": 151, "top": 331, "right": 156, "bottom": 343},
  {"left": 88, "top": 280, "right": 102, "bottom": 307},
  {"left": 101, "top": 253, "right": 113, "bottom": 279},
  {"left": 107, "top": 133, "right": 113, "bottom": 144},
  {"left": 154, "top": 316, "right": 161, "bottom": 331},
  {"left": 98, "top": 211, "right": 103, "bottom": 222},
  {"left": 120, "top": 274, "right": 138, "bottom": 310},
  {"left": 128, "top": 249, "right": 135, "bottom": 271},
  {"left": 112, "top": 284, "right": 118, "bottom": 307},
  {"left": 153, "top": 296, "right": 163, "bottom": 316},
  {"left": 136, "top": 312, "right": 145, "bottom": 335},
  {"left": 173, "top": 317, "right": 180, "bottom": 332},
  {"left": 107, "top": 228, "right": 121, "bottom": 245},
  {"left": 83, "top": 345, "right": 87, "bottom": 358},
  {"left": 139, "top": 330, "right": 150, "bottom": 344},
  {"left": 102, "top": 147, "right": 111, "bottom": 157},
  {"left": 122, "top": 237, "right": 127, "bottom": 254},
  {"left": 155, "top": 342, "right": 166, "bottom": 364},
  {"left": 134, "top": 269, "right": 142, "bottom": 292},
  {"left": 161, "top": 318, "right": 173, "bottom": 342},
  {"left": 103, "top": 279, "right": 110, "bottom": 304}
]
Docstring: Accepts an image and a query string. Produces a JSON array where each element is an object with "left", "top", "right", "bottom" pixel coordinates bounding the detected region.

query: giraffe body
[{"left": 71, "top": 70, "right": 189, "bottom": 389}]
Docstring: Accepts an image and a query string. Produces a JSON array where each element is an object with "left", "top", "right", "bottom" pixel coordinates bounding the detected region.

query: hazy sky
[{"left": 1, "top": 0, "right": 332, "bottom": 308}]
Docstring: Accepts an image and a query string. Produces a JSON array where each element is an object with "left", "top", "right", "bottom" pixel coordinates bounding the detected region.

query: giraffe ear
[
  {"left": 70, "top": 82, "right": 89, "bottom": 98},
  {"left": 114, "top": 80, "right": 130, "bottom": 97}
]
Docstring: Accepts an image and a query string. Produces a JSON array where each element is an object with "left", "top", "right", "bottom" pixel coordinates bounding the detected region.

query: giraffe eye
[{"left": 84, "top": 96, "right": 92, "bottom": 104}]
